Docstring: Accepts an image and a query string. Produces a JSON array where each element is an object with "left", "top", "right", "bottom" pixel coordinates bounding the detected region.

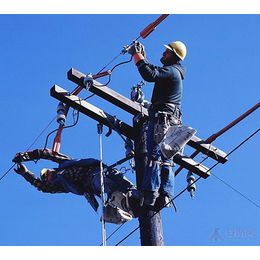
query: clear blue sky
[{"left": 1, "top": 10, "right": 260, "bottom": 251}]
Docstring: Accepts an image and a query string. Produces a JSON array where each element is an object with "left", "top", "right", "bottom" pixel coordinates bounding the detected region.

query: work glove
[
  {"left": 14, "top": 164, "right": 28, "bottom": 175},
  {"left": 128, "top": 42, "right": 146, "bottom": 57},
  {"left": 12, "top": 149, "right": 39, "bottom": 163},
  {"left": 12, "top": 152, "right": 30, "bottom": 163},
  {"left": 14, "top": 164, "right": 37, "bottom": 184}
]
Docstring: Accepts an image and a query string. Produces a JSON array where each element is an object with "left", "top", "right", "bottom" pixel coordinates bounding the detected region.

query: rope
[
  {"left": 113, "top": 127, "right": 260, "bottom": 246},
  {"left": 97, "top": 123, "right": 107, "bottom": 246}
]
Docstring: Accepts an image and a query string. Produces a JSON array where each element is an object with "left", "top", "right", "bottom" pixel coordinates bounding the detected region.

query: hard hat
[
  {"left": 40, "top": 168, "right": 53, "bottom": 180},
  {"left": 164, "top": 41, "right": 187, "bottom": 61}
]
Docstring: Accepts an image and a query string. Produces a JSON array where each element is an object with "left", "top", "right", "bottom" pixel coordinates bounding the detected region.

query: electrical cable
[
  {"left": 93, "top": 56, "right": 133, "bottom": 87},
  {"left": 113, "top": 127, "right": 260, "bottom": 246},
  {"left": 211, "top": 173, "right": 260, "bottom": 209},
  {"left": 96, "top": 52, "right": 123, "bottom": 75}
]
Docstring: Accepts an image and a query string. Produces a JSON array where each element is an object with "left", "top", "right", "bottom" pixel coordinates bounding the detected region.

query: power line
[
  {"left": 100, "top": 223, "right": 125, "bottom": 246},
  {"left": 114, "top": 127, "right": 260, "bottom": 246},
  {"left": 211, "top": 173, "right": 260, "bottom": 209}
]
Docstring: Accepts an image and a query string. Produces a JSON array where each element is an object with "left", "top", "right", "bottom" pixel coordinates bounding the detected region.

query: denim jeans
[
  {"left": 141, "top": 120, "right": 175, "bottom": 197},
  {"left": 91, "top": 169, "right": 135, "bottom": 198}
]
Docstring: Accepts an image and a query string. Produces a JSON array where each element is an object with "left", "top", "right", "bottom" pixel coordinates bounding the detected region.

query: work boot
[
  {"left": 110, "top": 190, "right": 128, "bottom": 212},
  {"left": 154, "top": 194, "right": 171, "bottom": 211},
  {"left": 125, "top": 189, "right": 141, "bottom": 218},
  {"left": 102, "top": 203, "right": 132, "bottom": 224},
  {"left": 110, "top": 190, "right": 138, "bottom": 218},
  {"left": 142, "top": 191, "right": 159, "bottom": 207}
]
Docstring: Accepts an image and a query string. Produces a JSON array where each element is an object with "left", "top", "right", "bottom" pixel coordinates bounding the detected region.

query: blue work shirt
[{"left": 136, "top": 60, "right": 186, "bottom": 112}]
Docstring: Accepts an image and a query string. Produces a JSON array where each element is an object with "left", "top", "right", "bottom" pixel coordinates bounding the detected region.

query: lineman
[
  {"left": 128, "top": 41, "right": 188, "bottom": 207},
  {"left": 13, "top": 148, "right": 138, "bottom": 224}
]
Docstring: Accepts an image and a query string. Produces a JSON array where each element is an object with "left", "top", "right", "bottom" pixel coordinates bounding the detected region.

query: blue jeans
[
  {"left": 141, "top": 120, "right": 175, "bottom": 197},
  {"left": 91, "top": 169, "right": 135, "bottom": 198}
]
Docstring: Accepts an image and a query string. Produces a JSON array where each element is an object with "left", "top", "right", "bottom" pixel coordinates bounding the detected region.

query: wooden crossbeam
[
  {"left": 187, "top": 135, "right": 228, "bottom": 164},
  {"left": 67, "top": 68, "right": 149, "bottom": 117},
  {"left": 67, "top": 67, "right": 228, "bottom": 164},
  {"left": 173, "top": 153, "right": 210, "bottom": 178},
  {"left": 50, "top": 85, "right": 134, "bottom": 139},
  {"left": 50, "top": 84, "right": 210, "bottom": 179}
]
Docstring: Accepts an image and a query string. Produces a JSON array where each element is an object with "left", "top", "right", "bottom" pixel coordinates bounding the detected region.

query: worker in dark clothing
[
  {"left": 12, "top": 148, "right": 138, "bottom": 224},
  {"left": 128, "top": 41, "right": 188, "bottom": 207}
]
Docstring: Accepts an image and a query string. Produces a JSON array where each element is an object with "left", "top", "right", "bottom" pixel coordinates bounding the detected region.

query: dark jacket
[{"left": 136, "top": 60, "right": 186, "bottom": 112}]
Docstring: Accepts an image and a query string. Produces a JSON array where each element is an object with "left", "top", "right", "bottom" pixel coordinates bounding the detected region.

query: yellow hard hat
[
  {"left": 164, "top": 41, "right": 187, "bottom": 61},
  {"left": 40, "top": 168, "right": 53, "bottom": 180}
]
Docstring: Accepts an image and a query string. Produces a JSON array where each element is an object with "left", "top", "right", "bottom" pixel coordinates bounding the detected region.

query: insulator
[
  {"left": 130, "top": 85, "right": 137, "bottom": 102},
  {"left": 125, "top": 138, "right": 134, "bottom": 157},
  {"left": 130, "top": 82, "right": 145, "bottom": 104},
  {"left": 186, "top": 171, "right": 196, "bottom": 199},
  {"left": 83, "top": 73, "right": 93, "bottom": 89},
  {"left": 56, "top": 102, "right": 66, "bottom": 125}
]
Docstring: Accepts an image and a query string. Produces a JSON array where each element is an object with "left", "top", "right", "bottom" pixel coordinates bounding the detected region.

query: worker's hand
[
  {"left": 139, "top": 43, "right": 147, "bottom": 60},
  {"left": 12, "top": 152, "right": 30, "bottom": 163},
  {"left": 128, "top": 42, "right": 144, "bottom": 56},
  {"left": 14, "top": 164, "right": 28, "bottom": 176}
]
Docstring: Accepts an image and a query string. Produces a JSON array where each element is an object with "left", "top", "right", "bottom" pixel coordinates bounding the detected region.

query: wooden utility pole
[
  {"left": 50, "top": 67, "right": 228, "bottom": 246},
  {"left": 133, "top": 116, "right": 164, "bottom": 246}
]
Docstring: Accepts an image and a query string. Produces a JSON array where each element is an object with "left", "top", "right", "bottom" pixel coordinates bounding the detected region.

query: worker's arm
[
  {"left": 14, "top": 164, "right": 67, "bottom": 194},
  {"left": 128, "top": 42, "right": 174, "bottom": 82},
  {"left": 12, "top": 148, "right": 72, "bottom": 164},
  {"left": 136, "top": 60, "right": 174, "bottom": 82}
]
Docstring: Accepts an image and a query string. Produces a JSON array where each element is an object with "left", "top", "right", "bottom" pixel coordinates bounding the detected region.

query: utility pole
[{"left": 133, "top": 116, "right": 164, "bottom": 246}]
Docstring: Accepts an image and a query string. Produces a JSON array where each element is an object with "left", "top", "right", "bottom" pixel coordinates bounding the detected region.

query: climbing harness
[{"left": 148, "top": 160, "right": 175, "bottom": 168}]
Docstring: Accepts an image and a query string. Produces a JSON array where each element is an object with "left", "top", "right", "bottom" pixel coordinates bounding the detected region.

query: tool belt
[
  {"left": 149, "top": 102, "right": 182, "bottom": 121},
  {"left": 149, "top": 103, "right": 197, "bottom": 158},
  {"left": 153, "top": 109, "right": 182, "bottom": 144}
]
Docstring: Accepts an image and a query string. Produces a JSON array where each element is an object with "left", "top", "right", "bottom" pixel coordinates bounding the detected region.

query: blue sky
[{"left": 0, "top": 11, "right": 260, "bottom": 250}]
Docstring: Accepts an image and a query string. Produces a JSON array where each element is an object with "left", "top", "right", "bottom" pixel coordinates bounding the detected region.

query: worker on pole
[
  {"left": 128, "top": 40, "right": 188, "bottom": 208},
  {"left": 12, "top": 148, "right": 139, "bottom": 224}
]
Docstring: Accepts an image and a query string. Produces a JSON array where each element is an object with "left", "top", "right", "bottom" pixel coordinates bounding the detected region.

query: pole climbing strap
[{"left": 149, "top": 160, "right": 175, "bottom": 167}]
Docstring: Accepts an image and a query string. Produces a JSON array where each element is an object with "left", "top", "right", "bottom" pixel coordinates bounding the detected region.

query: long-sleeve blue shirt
[{"left": 136, "top": 59, "right": 186, "bottom": 112}]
